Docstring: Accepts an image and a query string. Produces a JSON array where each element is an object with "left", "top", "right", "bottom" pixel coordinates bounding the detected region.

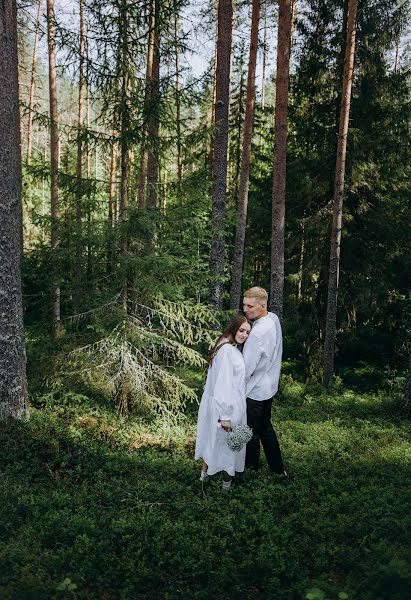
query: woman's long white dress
[{"left": 195, "top": 342, "right": 247, "bottom": 476}]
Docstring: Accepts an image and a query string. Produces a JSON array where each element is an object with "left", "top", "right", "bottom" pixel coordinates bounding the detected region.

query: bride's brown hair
[{"left": 207, "top": 313, "right": 250, "bottom": 368}]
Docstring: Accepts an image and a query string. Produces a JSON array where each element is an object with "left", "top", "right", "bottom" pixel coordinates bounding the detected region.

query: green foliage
[
  {"left": 56, "top": 577, "right": 78, "bottom": 594},
  {"left": 28, "top": 297, "right": 220, "bottom": 421},
  {"left": 243, "top": 0, "right": 410, "bottom": 367},
  {"left": 1, "top": 375, "right": 410, "bottom": 599}
]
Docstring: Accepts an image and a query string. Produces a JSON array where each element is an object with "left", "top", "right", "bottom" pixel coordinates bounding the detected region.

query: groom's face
[{"left": 243, "top": 297, "right": 264, "bottom": 321}]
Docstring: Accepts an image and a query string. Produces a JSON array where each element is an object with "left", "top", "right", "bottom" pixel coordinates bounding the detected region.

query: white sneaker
[
  {"left": 222, "top": 480, "right": 232, "bottom": 490},
  {"left": 199, "top": 470, "right": 208, "bottom": 482}
]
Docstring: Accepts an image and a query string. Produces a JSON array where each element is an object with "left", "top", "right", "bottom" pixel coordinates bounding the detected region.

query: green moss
[{"left": 1, "top": 381, "right": 410, "bottom": 599}]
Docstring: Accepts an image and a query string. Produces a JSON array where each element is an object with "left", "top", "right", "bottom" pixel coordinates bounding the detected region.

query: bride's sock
[{"left": 199, "top": 470, "right": 208, "bottom": 481}]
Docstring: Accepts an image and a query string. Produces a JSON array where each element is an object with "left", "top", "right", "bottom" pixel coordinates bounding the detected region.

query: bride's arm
[{"left": 212, "top": 346, "right": 234, "bottom": 429}]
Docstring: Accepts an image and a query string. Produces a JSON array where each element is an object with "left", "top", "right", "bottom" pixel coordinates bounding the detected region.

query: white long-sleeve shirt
[{"left": 242, "top": 312, "right": 282, "bottom": 400}]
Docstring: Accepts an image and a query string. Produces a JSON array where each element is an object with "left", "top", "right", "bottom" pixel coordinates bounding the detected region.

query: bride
[{"left": 195, "top": 314, "right": 251, "bottom": 489}]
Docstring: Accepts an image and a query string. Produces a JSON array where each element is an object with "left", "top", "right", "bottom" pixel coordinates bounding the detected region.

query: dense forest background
[
  {"left": 17, "top": 0, "right": 410, "bottom": 410},
  {"left": 1, "top": 1, "right": 410, "bottom": 598}
]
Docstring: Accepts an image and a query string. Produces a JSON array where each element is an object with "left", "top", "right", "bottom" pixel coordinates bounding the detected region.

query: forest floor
[{"left": 1, "top": 366, "right": 410, "bottom": 600}]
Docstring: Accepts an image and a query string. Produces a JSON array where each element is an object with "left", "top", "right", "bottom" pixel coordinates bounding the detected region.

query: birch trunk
[
  {"left": 323, "top": 0, "right": 358, "bottom": 388},
  {"left": 0, "top": 0, "right": 29, "bottom": 419},
  {"left": 229, "top": 0, "right": 260, "bottom": 309}
]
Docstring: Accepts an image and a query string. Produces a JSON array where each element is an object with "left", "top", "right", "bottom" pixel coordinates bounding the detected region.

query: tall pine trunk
[
  {"left": 74, "top": 0, "right": 85, "bottom": 310},
  {"left": 0, "top": 0, "right": 29, "bottom": 418},
  {"left": 232, "top": 50, "right": 245, "bottom": 204},
  {"left": 47, "top": 0, "right": 61, "bottom": 337},
  {"left": 207, "top": 30, "right": 218, "bottom": 176},
  {"left": 323, "top": 0, "right": 358, "bottom": 388},
  {"left": 138, "top": 0, "right": 156, "bottom": 209},
  {"left": 229, "top": 0, "right": 260, "bottom": 309},
  {"left": 146, "top": 0, "right": 160, "bottom": 210},
  {"left": 109, "top": 140, "right": 117, "bottom": 222},
  {"left": 269, "top": 0, "right": 293, "bottom": 320},
  {"left": 119, "top": 2, "right": 129, "bottom": 311},
  {"left": 174, "top": 0, "right": 183, "bottom": 195},
  {"left": 107, "top": 133, "right": 117, "bottom": 273},
  {"left": 261, "top": 1, "right": 267, "bottom": 112},
  {"left": 27, "top": 0, "right": 42, "bottom": 165},
  {"left": 208, "top": 0, "right": 233, "bottom": 309}
]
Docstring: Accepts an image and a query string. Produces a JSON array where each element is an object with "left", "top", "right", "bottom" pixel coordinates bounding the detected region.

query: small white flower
[{"left": 226, "top": 424, "right": 253, "bottom": 452}]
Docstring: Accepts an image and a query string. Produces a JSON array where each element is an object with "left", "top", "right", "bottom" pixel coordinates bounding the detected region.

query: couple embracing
[{"left": 195, "top": 287, "right": 289, "bottom": 490}]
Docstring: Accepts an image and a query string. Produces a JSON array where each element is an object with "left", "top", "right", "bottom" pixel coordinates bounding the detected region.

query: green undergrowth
[{"left": 1, "top": 380, "right": 410, "bottom": 600}]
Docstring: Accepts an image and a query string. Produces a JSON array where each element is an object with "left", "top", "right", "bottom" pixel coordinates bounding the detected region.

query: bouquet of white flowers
[{"left": 226, "top": 424, "right": 253, "bottom": 452}]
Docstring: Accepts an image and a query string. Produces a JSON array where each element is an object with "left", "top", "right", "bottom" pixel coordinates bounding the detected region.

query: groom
[{"left": 242, "top": 287, "right": 288, "bottom": 479}]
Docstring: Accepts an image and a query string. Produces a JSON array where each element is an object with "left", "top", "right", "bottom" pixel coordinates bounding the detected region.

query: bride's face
[{"left": 235, "top": 322, "right": 251, "bottom": 345}]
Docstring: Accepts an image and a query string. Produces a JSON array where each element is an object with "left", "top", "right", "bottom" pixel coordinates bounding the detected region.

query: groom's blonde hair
[{"left": 244, "top": 286, "right": 268, "bottom": 305}]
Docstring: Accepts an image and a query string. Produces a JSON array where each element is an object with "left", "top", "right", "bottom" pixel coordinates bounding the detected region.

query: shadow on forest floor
[{"left": 1, "top": 394, "right": 410, "bottom": 600}]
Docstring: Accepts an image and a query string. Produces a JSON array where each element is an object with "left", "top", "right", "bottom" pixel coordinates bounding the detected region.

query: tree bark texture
[
  {"left": 146, "top": 0, "right": 160, "bottom": 210},
  {"left": 26, "top": 0, "right": 42, "bottom": 165},
  {"left": 0, "top": 0, "right": 29, "bottom": 418},
  {"left": 174, "top": 1, "right": 183, "bottom": 194},
  {"left": 229, "top": 0, "right": 260, "bottom": 309},
  {"left": 108, "top": 135, "right": 117, "bottom": 224},
  {"left": 76, "top": 0, "right": 85, "bottom": 222},
  {"left": 208, "top": 0, "right": 233, "bottom": 309},
  {"left": 269, "top": 0, "right": 293, "bottom": 320},
  {"left": 119, "top": 7, "right": 129, "bottom": 221},
  {"left": 47, "top": 0, "right": 61, "bottom": 337},
  {"left": 138, "top": 0, "right": 156, "bottom": 209},
  {"left": 107, "top": 134, "right": 117, "bottom": 273},
  {"left": 261, "top": 1, "right": 267, "bottom": 111},
  {"left": 119, "top": 2, "right": 129, "bottom": 312},
  {"left": 74, "top": 0, "right": 85, "bottom": 309},
  {"left": 323, "top": 0, "right": 358, "bottom": 388}
]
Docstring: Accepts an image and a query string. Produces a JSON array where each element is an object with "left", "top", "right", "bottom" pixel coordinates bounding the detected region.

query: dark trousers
[{"left": 245, "top": 397, "right": 284, "bottom": 473}]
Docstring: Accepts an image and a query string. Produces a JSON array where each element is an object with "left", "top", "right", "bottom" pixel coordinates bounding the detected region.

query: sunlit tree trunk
[
  {"left": 138, "top": 0, "right": 155, "bottom": 209},
  {"left": 27, "top": 0, "right": 42, "bottom": 165},
  {"left": 269, "top": 0, "right": 293, "bottom": 320},
  {"left": 108, "top": 135, "right": 117, "bottom": 223},
  {"left": 76, "top": 0, "right": 85, "bottom": 202},
  {"left": 107, "top": 133, "right": 117, "bottom": 274},
  {"left": 47, "top": 0, "right": 61, "bottom": 337},
  {"left": 323, "top": 0, "right": 358, "bottom": 388},
  {"left": 0, "top": 0, "right": 29, "bottom": 419},
  {"left": 174, "top": 0, "right": 183, "bottom": 195},
  {"left": 207, "top": 7, "right": 218, "bottom": 176},
  {"left": 119, "top": 2, "right": 130, "bottom": 312},
  {"left": 146, "top": 0, "right": 160, "bottom": 210},
  {"left": 84, "top": 32, "right": 93, "bottom": 288},
  {"left": 208, "top": 0, "right": 233, "bottom": 309},
  {"left": 74, "top": 0, "right": 85, "bottom": 310},
  {"left": 229, "top": 0, "right": 260, "bottom": 309},
  {"left": 261, "top": 1, "right": 267, "bottom": 112},
  {"left": 232, "top": 50, "right": 245, "bottom": 204}
]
